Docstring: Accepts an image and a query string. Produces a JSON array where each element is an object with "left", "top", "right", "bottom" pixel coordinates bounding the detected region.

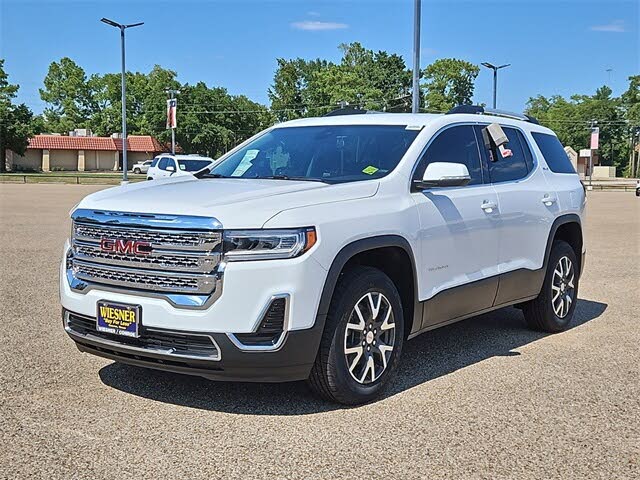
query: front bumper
[{"left": 63, "top": 309, "right": 324, "bottom": 382}]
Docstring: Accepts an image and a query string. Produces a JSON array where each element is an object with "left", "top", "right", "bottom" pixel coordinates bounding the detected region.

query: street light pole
[
  {"left": 481, "top": 62, "right": 510, "bottom": 109},
  {"left": 412, "top": 0, "right": 421, "bottom": 114},
  {"left": 101, "top": 18, "right": 143, "bottom": 184}
]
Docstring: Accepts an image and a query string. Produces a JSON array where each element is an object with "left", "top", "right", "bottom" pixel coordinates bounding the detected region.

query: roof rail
[
  {"left": 446, "top": 105, "right": 539, "bottom": 124},
  {"left": 323, "top": 107, "right": 381, "bottom": 117}
]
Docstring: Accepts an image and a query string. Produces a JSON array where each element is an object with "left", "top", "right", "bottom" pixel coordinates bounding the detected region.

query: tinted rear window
[{"left": 532, "top": 133, "right": 576, "bottom": 174}]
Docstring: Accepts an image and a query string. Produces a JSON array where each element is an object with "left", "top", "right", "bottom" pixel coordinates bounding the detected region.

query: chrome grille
[
  {"left": 72, "top": 240, "right": 219, "bottom": 272},
  {"left": 73, "top": 224, "right": 221, "bottom": 249},
  {"left": 69, "top": 209, "right": 222, "bottom": 296}
]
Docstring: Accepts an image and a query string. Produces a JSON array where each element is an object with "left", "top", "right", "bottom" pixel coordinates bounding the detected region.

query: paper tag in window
[
  {"left": 231, "top": 149, "right": 259, "bottom": 176},
  {"left": 498, "top": 145, "right": 513, "bottom": 158},
  {"left": 362, "top": 165, "right": 379, "bottom": 175}
]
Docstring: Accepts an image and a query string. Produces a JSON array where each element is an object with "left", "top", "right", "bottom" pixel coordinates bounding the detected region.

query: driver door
[{"left": 411, "top": 124, "right": 501, "bottom": 329}]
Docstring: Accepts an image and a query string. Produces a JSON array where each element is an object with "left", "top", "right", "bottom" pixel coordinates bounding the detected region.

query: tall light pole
[
  {"left": 412, "top": 0, "right": 422, "bottom": 113},
  {"left": 101, "top": 17, "right": 144, "bottom": 184},
  {"left": 481, "top": 62, "right": 510, "bottom": 109},
  {"left": 605, "top": 68, "right": 613, "bottom": 85}
]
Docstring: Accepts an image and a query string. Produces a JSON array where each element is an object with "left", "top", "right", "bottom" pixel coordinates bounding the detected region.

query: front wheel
[
  {"left": 133, "top": 168, "right": 141, "bottom": 174},
  {"left": 523, "top": 240, "right": 579, "bottom": 332},
  {"left": 308, "top": 266, "right": 404, "bottom": 405}
]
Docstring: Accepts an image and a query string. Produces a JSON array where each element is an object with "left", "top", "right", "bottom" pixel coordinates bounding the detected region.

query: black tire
[
  {"left": 523, "top": 240, "right": 579, "bottom": 333},
  {"left": 133, "top": 168, "right": 141, "bottom": 174},
  {"left": 307, "top": 266, "right": 404, "bottom": 405}
]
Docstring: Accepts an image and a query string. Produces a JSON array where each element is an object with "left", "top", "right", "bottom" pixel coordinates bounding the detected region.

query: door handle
[
  {"left": 541, "top": 195, "right": 557, "bottom": 206},
  {"left": 481, "top": 201, "right": 497, "bottom": 213}
]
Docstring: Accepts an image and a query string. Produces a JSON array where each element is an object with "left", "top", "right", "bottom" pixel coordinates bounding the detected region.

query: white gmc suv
[{"left": 61, "top": 106, "right": 586, "bottom": 404}]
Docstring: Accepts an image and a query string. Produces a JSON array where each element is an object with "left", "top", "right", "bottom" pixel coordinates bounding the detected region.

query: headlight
[{"left": 223, "top": 228, "right": 317, "bottom": 261}]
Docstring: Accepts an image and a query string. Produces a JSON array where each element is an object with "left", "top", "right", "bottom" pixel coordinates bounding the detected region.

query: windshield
[
  {"left": 208, "top": 125, "right": 420, "bottom": 183},
  {"left": 177, "top": 159, "right": 212, "bottom": 171}
]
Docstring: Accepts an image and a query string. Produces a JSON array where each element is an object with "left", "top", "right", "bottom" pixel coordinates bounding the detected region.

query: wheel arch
[
  {"left": 544, "top": 214, "right": 583, "bottom": 277},
  {"left": 315, "top": 235, "right": 420, "bottom": 337}
]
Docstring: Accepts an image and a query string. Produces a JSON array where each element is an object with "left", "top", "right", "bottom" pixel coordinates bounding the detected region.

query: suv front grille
[
  {"left": 74, "top": 224, "right": 220, "bottom": 249},
  {"left": 68, "top": 210, "right": 222, "bottom": 296}
]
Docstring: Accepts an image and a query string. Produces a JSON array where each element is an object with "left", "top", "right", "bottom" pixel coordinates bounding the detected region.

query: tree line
[{"left": 1, "top": 42, "right": 638, "bottom": 175}]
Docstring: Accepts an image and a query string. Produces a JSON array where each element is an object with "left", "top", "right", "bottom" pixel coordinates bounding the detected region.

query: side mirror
[
  {"left": 414, "top": 162, "right": 471, "bottom": 189},
  {"left": 166, "top": 165, "right": 175, "bottom": 173}
]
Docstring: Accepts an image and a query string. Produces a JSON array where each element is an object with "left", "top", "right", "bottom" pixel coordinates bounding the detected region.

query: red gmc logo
[{"left": 100, "top": 238, "right": 152, "bottom": 256}]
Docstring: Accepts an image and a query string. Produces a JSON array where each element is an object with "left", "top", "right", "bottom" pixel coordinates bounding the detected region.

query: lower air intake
[{"left": 234, "top": 297, "right": 287, "bottom": 347}]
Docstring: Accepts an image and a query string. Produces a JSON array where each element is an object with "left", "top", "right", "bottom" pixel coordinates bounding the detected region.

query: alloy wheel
[
  {"left": 551, "top": 255, "right": 575, "bottom": 318},
  {"left": 343, "top": 292, "right": 396, "bottom": 384}
]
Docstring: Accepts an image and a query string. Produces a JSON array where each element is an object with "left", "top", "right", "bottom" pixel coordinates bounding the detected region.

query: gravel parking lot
[{"left": 1, "top": 184, "right": 638, "bottom": 479}]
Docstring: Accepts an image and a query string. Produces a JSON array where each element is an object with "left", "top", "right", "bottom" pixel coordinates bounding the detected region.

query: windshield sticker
[
  {"left": 362, "top": 165, "right": 379, "bottom": 175},
  {"left": 231, "top": 149, "right": 259, "bottom": 176},
  {"left": 405, "top": 125, "right": 423, "bottom": 131}
]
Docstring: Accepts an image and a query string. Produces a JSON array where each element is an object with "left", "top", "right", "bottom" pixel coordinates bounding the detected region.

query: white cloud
[
  {"left": 291, "top": 20, "right": 349, "bottom": 31},
  {"left": 307, "top": 11, "right": 321, "bottom": 17},
  {"left": 590, "top": 20, "right": 626, "bottom": 32}
]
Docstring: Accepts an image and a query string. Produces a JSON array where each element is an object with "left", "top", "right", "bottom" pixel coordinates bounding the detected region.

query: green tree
[
  {"left": 268, "top": 43, "right": 411, "bottom": 119},
  {"left": 421, "top": 58, "right": 480, "bottom": 112},
  {"left": 268, "top": 58, "right": 329, "bottom": 121},
  {"left": 177, "top": 82, "right": 273, "bottom": 157},
  {"left": 622, "top": 75, "right": 640, "bottom": 126},
  {"left": 526, "top": 85, "right": 630, "bottom": 174},
  {"left": 0, "top": 60, "right": 39, "bottom": 172},
  {"left": 39, "top": 57, "right": 93, "bottom": 132}
]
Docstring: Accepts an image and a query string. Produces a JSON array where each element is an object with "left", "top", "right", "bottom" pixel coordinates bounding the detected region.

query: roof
[
  {"left": 27, "top": 135, "right": 165, "bottom": 153},
  {"left": 112, "top": 136, "right": 164, "bottom": 152},
  {"left": 278, "top": 113, "right": 441, "bottom": 128},
  {"left": 277, "top": 112, "right": 555, "bottom": 135}
]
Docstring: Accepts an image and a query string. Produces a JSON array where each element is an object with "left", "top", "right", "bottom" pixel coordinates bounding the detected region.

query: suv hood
[{"left": 76, "top": 175, "right": 379, "bottom": 228}]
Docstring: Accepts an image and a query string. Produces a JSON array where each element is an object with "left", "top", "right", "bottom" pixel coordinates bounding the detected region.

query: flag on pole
[
  {"left": 590, "top": 127, "right": 599, "bottom": 150},
  {"left": 166, "top": 98, "right": 177, "bottom": 129}
]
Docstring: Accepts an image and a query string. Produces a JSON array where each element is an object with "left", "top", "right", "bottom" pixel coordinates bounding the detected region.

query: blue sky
[{"left": 1, "top": 0, "right": 638, "bottom": 114}]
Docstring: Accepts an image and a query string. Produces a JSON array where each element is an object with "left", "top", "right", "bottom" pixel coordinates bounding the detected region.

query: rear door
[
  {"left": 476, "top": 125, "right": 558, "bottom": 304},
  {"left": 411, "top": 124, "right": 501, "bottom": 328}
]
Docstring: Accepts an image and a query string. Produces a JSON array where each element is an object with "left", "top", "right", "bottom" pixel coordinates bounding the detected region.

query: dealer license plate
[{"left": 96, "top": 301, "right": 141, "bottom": 338}]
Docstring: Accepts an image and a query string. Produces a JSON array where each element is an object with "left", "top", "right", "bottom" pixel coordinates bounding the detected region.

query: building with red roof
[{"left": 8, "top": 131, "right": 167, "bottom": 172}]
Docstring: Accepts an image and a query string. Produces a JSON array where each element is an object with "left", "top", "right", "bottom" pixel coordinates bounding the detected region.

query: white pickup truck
[{"left": 61, "top": 107, "right": 586, "bottom": 404}]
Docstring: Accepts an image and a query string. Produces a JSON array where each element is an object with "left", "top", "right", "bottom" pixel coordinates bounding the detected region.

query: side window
[
  {"left": 531, "top": 132, "right": 576, "bottom": 174},
  {"left": 414, "top": 125, "right": 483, "bottom": 185},
  {"left": 158, "top": 158, "right": 169, "bottom": 170},
  {"left": 485, "top": 127, "right": 529, "bottom": 183},
  {"left": 150, "top": 159, "right": 159, "bottom": 167}
]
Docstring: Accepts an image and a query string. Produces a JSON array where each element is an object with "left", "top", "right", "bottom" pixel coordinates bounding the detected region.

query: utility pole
[
  {"left": 411, "top": 0, "right": 421, "bottom": 113},
  {"left": 481, "top": 62, "right": 510, "bottom": 109},
  {"left": 165, "top": 89, "right": 180, "bottom": 154},
  {"left": 101, "top": 18, "right": 144, "bottom": 184},
  {"left": 606, "top": 68, "right": 613, "bottom": 86}
]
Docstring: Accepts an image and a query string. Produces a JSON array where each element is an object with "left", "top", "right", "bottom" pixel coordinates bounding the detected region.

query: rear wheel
[
  {"left": 133, "top": 168, "right": 141, "bottom": 174},
  {"left": 523, "top": 240, "right": 579, "bottom": 332},
  {"left": 308, "top": 266, "right": 404, "bottom": 405}
]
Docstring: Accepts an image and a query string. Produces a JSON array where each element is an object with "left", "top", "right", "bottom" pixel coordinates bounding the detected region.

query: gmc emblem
[{"left": 100, "top": 238, "right": 152, "bottom": 256}]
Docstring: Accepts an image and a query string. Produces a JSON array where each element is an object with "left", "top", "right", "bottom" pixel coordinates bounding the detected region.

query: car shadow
[{"left": 99, "top": 298, "right": 607, "bottom": 415}]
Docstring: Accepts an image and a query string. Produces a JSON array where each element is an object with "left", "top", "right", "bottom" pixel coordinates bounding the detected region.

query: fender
[
  {"left": 314, "top": 235, "right": 421, "bottom": 335},
  {"left": 543, "top": 213, "right": 583, "bottom": 275}
]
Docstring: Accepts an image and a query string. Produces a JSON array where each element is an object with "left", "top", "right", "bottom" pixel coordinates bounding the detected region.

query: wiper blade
[
  {"left": 199, "top": 172, "right": 228, "bottom": 179},
  {"left": 258, "top": 175, "right": 329, "bottom": 183}
]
